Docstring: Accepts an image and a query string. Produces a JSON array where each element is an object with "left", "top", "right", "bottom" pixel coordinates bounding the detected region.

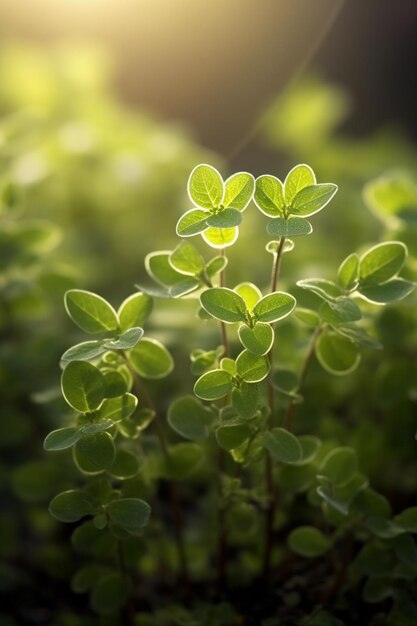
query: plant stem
[
  {"left": 216, "top": 247, "right": 228, "bottom": 590},
  {"left": 284, "top": 324, "right": 323, "bottom": 431},
  {"left": 263, "top": 237, "right": 286, "bottom": 579},
  {"left": 124, "top": 358, "right": 189, "bottom": 588}
]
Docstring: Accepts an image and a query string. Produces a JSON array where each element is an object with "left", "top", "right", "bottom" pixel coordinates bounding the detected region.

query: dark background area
[{"left": 0, "top": 0, "right": 416, "bottom": 156}]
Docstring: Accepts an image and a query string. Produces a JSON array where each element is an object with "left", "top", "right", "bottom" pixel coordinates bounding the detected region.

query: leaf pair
[
  {"left": 200, "top": 287, "right": 296, "bottom": 325},
  {"left": 194, "top": 351, "right": 270, "bottom": 402},
  {"left": 50, "top": 490, "right": 150, "bottom": 533},
  {"left": 63, "top": 290, "right": 152, "bottom": 362},
  {"left": 254, "top": 164, "right": 338, "bottom": 223},
  {"left": 177, "top": 164, "right": 255, "bottom": 249}
]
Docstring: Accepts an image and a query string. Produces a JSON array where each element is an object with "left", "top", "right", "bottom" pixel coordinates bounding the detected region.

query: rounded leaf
[
  {"left": 231, "top": 381, "right": 259, "bottom": 418},
  {"left": 65, "top": 290, "right": 119, "bottom": 335},
  {"left": 284, "top": 164, "right": 316, "bottom": 204},
  {"left": 223, "top": 172, "right": 255, "bottom": 210},
  {"left": 267, "top": 216, "right": 312, "bottom": 238},
  {"left": 117, "top": 293, "right": 153, "bottom": 331},
  {"left": 61, "top": 361, "right": 106, "bottom": 413},
  {"left": 128, "top": 338, "right": 173, "bottom": 380},
  {"left": 288, "top": 526, "right": 331, "bottom": 557},
  {"left": 234, "top": 282, "right": 261, "bottom": 311},
  {"left": 320, "top": 447, "right": 358, "bottom": 486},
  {"left": 264, "top": 428, "right": 302, "bottom": 464},
  {"left": 205, "top": 208, "right": 242, "bottom": 229},
  {"left": 216, "top": 424, "right": 251, "bottom": 451},
  {"left": 235, "top": 350, "right": 270, "bottom": 383},
  {"left": 337, "top": 253, "right": 359, "bottom": 290},
  {"left": 73, "top": 432, "right": 116, "bottom": 474},
  {"left": 188, "top": 164, "right": 224, "bottom": 209},
  {"left": 200, "top": 287, "right": 247, "bottom": 324},
  {"left": 145, "top": 251, "right": 184, "bottom": 286},
  {"left": 238, "top": 322, "right": 274, "bottom": 356},
  {"left": 194, "top": 369, "right": 232, "bottom": 400},
  {"left": 176, "top": 208, "right": 209, "bottom": 237},
  {"left": 254, "top": 175, "right": 285, "bottom": 217},
  {"left": 358, "top": 278, "right": 415, "bottom": 304},
  {"left": 98, "top": 393, "right": 138, "bottom": 423},
  {"left": 109, "top": 450, "right": 140, "bottom": 480},
  {"left": 49, "top": 490, "right": 94, "bottom": 523},
  {"left": 168, "top": 395, "right": 214, "bottom": 441},
  {"left": 169, "top": 241, "right": 204, "bottom": 276},
  {"left": 316, "top": 332, "right": 360, "bottom": 376},
  {"left": 44, "top": 427, "right": 81, "bottom": 451},
  {"left": 253, "top": 292, "right": 296, "bottom": 323},
  {"left": 359, "top": 241, "right": 407, "bottom": 285},
  {"left": 202, "top": 226, "right": 238, "bottom": 249},
  {"left": 290, "top": 183, "right": 338, "bottom": 217},
  {"left": 104, "top": 327, "right": 143, "bottom": 351},
  {"left": 61, "top": 341, "right": 107, "bottom": 365}
]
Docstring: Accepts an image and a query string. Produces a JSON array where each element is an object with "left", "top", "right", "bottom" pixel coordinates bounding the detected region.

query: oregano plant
[{"left": 45, "top": 163, "right": 417, "bottom": 622}]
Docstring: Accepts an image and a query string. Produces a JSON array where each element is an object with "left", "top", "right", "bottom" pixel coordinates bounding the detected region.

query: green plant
[{"left": 45, "top": 163, "right": 417, "bottom": 622}]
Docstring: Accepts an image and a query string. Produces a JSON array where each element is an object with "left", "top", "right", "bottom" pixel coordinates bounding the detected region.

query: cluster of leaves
[{"left": 44, "top": 163, "right": 417, "bottom": 623}]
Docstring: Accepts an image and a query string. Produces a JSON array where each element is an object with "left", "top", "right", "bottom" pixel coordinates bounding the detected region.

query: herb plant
[{"left": 45, "top": 163, "right": 417, "bottom": 624}]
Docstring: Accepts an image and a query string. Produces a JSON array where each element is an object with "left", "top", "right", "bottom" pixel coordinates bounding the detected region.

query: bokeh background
[{"left": 1, "top": 0, "right": 417, "bottom": 624}]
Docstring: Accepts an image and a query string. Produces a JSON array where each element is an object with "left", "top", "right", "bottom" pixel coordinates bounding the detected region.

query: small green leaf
[
  {"left": 200, "top": 287, "right": 247, "bottom": 323},
  {"left": 319, "top": 298, "right": 362, "bottom": 325},
  {"left": 49, "top": 490, "right": 94, "bottom": 523},
  {"left": 316, "top": 331, "right": 360, "bottom": 375},
  {"left": 176, "top": 208, "right": 209, "bottom": 237},
  {"left": 205, "top": 255, "right": 228, "bottom": 278},
  {"left": 205, "top": 208, "right": 242, "bottom": 229},
  {"left": 145, "top": 251, "right": 185, "bottom": 286},
  {"left": 231, "top": 381, "right": 259, "bottom": 418},
  {"left": 169, "top": 278, "right": 200, "bottom": 298},
  {"left": 235, "top": 350, "right": 270, "bottom": 383},
  {"left": 73, "top": 432, "right": 116, "bottom": 473},
  {"left": 202, "top": 226, "right": 238, "bottom": 249},
  {"left": 297, "top": 278, "right": 343, "bottom": 301},
  {"left": 223, "top": 172, "right": 255, "bottom": 210},
  {"left": 358, "top": 279, "right": 415, "bottom": 304},
  {"left": 61, "top": 361, "right": 106, "bottom": 413},
  {"left": 364, "top": 172, "right": 417, "bottom": 224},
  {"left": 102, "top": 370, "right": 128, "bottom": 398},
  {"left": 359, "top": 241, "right": 407, "bottom": 285},
  {"left": 65, "top": 290, "right": 119, "bottom": 335},
  {"left": 220, "top": 357, "right": 236, "bottom": 376},
  {"left": 267, "top": 216, "right": 313, "bottom": 237},
  {"left": 284, "top": 164, "right": 316, "bottom": 204},
  {"left": 162, "top": 443, "right": 203, "bottom": 480},
  {"left": 109, "top": 449, "right": 140, "bottom": 480},
  {"left": 169, "top": 241, "right": 204, "bottom": 276},
  {"left": 238, "top": 322, "right": 274, "bottom": 356},
  {"left": 194, "top": 369, "right": 232, "bottom": 400},
  {"left": 254, "top": 175, "right": 285, "bottom": 217},
  {"left": 79, "top": 420, "right": 114, "bottom": 435},
  {"left": 104, "top": 327, "right": 143, "bottom": 351},
  {"left": 253, "top": 291, "right": 296, "bottom": 323},
  {"left": 98, "top": 393, "right": 138, "bottom": 423},
  {"left": 128, "top": 338, "right": 174, "bottom": 379},
  {"left": 288, "top": 526, "right": 331, "bottom": 557},
  {"left": 117, "top": 293, "right": 153, "bottom": 331},
  {"left": 337, "top": 253, "right": 359, "bottom": 290},
  {"left": 290, "top": 183, "right": 338, "bottom": 217},
  {"left": 264, "top": 428, "right": 302, "bottom": 464},
  {"left": 216, "top": 423, "right": 251, "bottom": 451},
  {"left": 234, "top": 282, "right": 261, "bottom": 311},
  {"left": 44, "top": 427, "right": 81, "bottom": 451},
  {"left": 320, "top": 447, "right": 358, "bottom": 486},
  {"left": 107, "top": 497, "right": 151, "bottom": 532},
  {"left": 168, "top": 395, "right": 214, "bottom": 441},
  {"left": 294, "top": 308, "right": 321, "bottom": 326},
  {"left": 188, "top": 164, "right": 224, "bottom": 209},
  {"left": 298, "top": 435, "right": 322, "bottom": 464},
  {"left": 61, "top": 341, "right": 108, "bottom": 365}
]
